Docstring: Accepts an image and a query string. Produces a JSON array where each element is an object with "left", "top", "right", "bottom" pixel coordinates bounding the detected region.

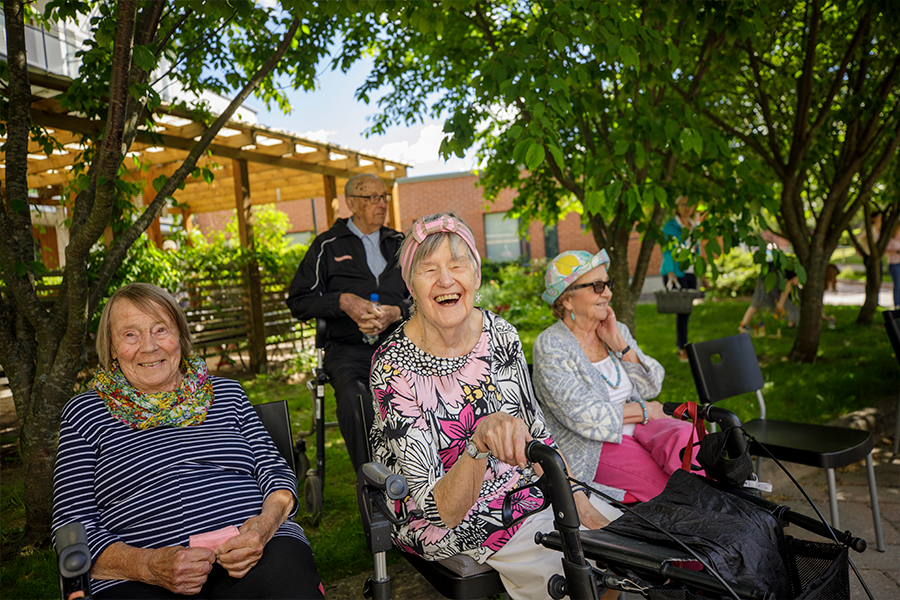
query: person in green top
[{"left": 659, "top": 196, "right": 701, "bottom": 362}]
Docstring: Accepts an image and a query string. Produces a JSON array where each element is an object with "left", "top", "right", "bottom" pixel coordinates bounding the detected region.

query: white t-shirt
[{"left": 592, "top": 356, "right": 636, "bottom": 436}]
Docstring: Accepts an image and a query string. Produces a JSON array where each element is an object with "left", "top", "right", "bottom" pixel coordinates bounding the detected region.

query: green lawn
[{"left": 2, "top": 298, "right": 897, "bottom": 598}]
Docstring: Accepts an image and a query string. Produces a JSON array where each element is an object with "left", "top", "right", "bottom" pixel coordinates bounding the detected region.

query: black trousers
[
  {"left": 676, "top": 273, "right": 697, "bottom": 350},
  {"left": 94, "top": 537, "right": 323, "bottom": 599},
  {"left": 322, "top": 342, "right": 377, "bottom": 472}
]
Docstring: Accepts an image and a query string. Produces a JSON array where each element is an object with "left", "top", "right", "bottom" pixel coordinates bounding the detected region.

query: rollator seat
[{"left": 428, "top": 553, "right": 495, "bottom": 577}]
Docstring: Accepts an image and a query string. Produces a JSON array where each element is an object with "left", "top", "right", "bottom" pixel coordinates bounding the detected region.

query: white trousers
[{"left": 486, "top": 496, "right": 623, "bottom": 600}]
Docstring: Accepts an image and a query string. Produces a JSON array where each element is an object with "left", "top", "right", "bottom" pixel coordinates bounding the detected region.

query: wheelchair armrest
[
  {"left": 357, "top": 461, "right": 423, "bottom": 555},
  {"left": 360, "top": 462, "right": 409, "bottom": 500},
  {"left": 54, "top": 522, "right": 92, "bottom": 600}
]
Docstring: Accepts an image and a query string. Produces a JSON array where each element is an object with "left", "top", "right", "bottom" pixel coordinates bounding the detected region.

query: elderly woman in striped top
[{"left": 52, "top": 283, "right": 322, "bottom": 599}]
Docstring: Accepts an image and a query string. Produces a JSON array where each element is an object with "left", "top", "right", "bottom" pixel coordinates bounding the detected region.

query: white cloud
[
  {"left": 377, "top": 124, "right": 445, "bottom": 165},
  {"left": 299, "top": 129, "right": 338, "bottom": 143}
]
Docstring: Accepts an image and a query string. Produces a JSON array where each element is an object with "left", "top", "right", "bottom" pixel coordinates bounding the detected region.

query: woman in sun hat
[
  {"left": 532, "top": 250, "right": 704, "bottom": 502},
  {"left": 368, "top": 214, "right": 622, "bottom": 600}
]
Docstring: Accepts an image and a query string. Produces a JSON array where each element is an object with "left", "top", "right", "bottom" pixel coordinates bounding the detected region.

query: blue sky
[{"left": 245, "top": 56, "right": 478, "bottom": 178}]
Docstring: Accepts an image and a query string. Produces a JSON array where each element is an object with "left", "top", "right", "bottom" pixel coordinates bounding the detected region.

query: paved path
[{"left": 761, "top": 402, "right": 900, "bottom": 600}]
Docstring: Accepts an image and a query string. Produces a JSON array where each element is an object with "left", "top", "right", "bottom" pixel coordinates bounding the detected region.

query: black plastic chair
[
  {"left": 686, "top": 333, "right": 884, "bottom": 552},
  {"left": 355, "top": 394, "right": 506, "bottom": 600},
  {"left": 252, "top": 399, "right": 296, "bottom": 474},
  {"left": 882, "top": 309, "right": 900, "bottom": 457}
]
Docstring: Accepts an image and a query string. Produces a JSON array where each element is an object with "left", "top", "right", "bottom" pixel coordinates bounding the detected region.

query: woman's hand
[
  {"left": 215, "top": 518, "right": 272, "bottom": 578},
  {"left": 645, "top": 400, "right": 667, "bottom": 421},
  {"left": 595, "top": 305, "right": 620, "bottom": 346},
  {"left": 216, "top": 489, "right": 293, "bottom": 578},
  {"left": 146, "top": 546, "right": 216, "bottom": 595},
  {"left": 473, "top": 412, "right": 532, "bottom": 469},
  {"left": 574, "top": 493, "right": 610, "bottom": 530}
]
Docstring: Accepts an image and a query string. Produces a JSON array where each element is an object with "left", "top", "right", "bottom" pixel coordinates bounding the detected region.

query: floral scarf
[{"left": 93, "top": 355, "right": 214, "bottom": 430}]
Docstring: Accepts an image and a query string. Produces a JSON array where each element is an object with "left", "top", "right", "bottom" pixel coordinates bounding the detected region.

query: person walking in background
[
  {"left": 738, "top": 265, "right": 800, "bottom": 332},
  {"left": 887, "top": 222, "right": 900, "bottom": 309},
  {"left": 660, "top": 196, "right": 701, "bottom": 362},
  {"left": 286, "top": 173, "right": 412, "bottom": 472}
]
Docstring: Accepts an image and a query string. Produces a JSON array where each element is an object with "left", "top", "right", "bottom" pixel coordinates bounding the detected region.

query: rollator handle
[
  {"left": 55, "top": 522, "right": 92, "bottom": 600},
  {"left": 663, "top": 402, "right": 748, "bottom": 459},
  {"left": 360, "top": 462, "right": 408, "bottom": 500}
]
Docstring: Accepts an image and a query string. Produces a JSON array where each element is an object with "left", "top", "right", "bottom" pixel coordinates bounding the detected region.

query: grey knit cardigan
[{"left": 532, "top": 320, "right": 665, "bottom": 498}]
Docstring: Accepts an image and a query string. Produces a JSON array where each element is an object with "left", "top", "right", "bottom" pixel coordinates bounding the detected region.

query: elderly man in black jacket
[{"left": 287, "top": 173, "right": 411, "bottom": 471}]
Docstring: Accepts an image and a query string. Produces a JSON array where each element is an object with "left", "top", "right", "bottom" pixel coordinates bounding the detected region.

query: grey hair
[
  {"left": 551, "top": 290, "right": 576, "bottom": 321},
  {"left": 95, "top": 283, "right": 192, "bottom": 369}
]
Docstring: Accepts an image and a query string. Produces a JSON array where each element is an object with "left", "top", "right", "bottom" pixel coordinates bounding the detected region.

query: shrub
[
  {"left": 480, "top": 259, "right": 554, "bottom": 330},
  {"left": 707, "top": 249, "right": 760, "bottom": 298}
]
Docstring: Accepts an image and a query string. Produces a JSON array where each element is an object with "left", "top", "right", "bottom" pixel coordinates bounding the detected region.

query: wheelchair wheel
[
  {"left": 304, "top": 473, "right": 323, "bottom": 526},
  {"left": 295, "top": 449, "right": 310, "bottom": 481}
]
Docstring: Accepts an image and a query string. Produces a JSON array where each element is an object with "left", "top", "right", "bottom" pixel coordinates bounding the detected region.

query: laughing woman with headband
[{"left": 368, "top": 213, "right": 621, "bottom": 600}]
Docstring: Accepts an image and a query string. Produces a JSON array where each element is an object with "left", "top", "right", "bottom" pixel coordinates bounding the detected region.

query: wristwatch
[
  {"left": 466, "top": 439, "right": 491, "bottom": 460},
  {"left": 611, "top": 345, "right": 630, "bottom": 359}
]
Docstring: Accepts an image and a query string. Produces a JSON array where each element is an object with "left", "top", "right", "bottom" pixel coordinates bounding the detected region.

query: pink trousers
[{"left": 593, "top": 417, "right": 705, "bottom": 502}]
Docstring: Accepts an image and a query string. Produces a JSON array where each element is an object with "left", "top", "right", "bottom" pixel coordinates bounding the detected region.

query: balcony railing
[{"left": 0, "top": 11, "right": 82, "bottom": 78}]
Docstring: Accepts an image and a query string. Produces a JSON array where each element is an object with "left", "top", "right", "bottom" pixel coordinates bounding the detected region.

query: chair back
[
  {"left": 252, "top": 400, "right": 296, "bottom": 474},
  {"left": 357, "top": 394, "right": 374, "bottom": 464},
  {"left": 686, "top": 333, "right": 765, "bottom": 404},
  {"left": 884, "top": 310, "right": 900, "bottom": 367}
]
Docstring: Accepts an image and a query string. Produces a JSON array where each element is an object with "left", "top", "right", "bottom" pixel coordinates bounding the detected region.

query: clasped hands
[
  {"left": 339, "top": 292, "right": 400, "bottom": 336},
  {"left": 149, "top": 513, "right": 278, "bottom": 594}
]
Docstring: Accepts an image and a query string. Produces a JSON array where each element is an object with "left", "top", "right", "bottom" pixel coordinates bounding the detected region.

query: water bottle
[{"left": 363, "top": 293, "right": 380, "bottom": 345}]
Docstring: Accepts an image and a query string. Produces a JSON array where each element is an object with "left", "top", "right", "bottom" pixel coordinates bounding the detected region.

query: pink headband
[{"left": 400, "top": 215, "right": 481, "bottom": 292}]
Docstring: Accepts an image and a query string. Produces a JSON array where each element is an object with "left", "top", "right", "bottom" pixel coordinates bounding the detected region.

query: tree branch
[
  {"left": 88, "top": 17, "right": 302, "bottom": 313},
  {"left": 787, "top": 0, "right": 820, "bottom": 172},
  {"left": 0, "top": 0, "right": 52, "bottom": 342},
  {"left": 155, "top": 7, "right": 193, "bottom": 57},
  {"left": 805, "top": 4, "right": 872, "bottom": 143},
  {"left": 747, "top": 40, "right": 783, "bottom": 166}
]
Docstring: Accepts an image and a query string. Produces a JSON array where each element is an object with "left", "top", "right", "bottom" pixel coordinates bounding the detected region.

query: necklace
[
  {"left": 598, "top": 355, "right": 622, "bottom": 389},
  {"left": 417, "top": 314, "right": 476, "bottom": 357}
]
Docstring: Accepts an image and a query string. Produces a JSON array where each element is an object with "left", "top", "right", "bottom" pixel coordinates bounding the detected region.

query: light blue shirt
[{"left": 347, "top": 217, "right": 386, "bottom": 280}]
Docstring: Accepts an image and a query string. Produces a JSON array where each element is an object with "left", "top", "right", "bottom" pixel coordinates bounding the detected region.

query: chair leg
[
  {"left": 368, "top": 551, "right": 391, "bottom": 600},
  {"left": 865, "top": 454, "right": 885, "bottom": 552},
  {"left": 826, "top": 468, "right": 840, "bottom": 530},
  {"left": 894, "top": 390, "right": 900, "bottom": 457}
]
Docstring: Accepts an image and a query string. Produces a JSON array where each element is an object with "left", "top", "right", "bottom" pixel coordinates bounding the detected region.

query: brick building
[{"left": 195, "top": 170, "right": 668, "bottom": 280}]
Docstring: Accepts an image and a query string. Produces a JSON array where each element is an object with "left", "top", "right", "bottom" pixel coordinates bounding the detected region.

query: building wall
[
  {"left": 192, "top": 171, "right": 669, "bottom": 278},
  {"left": 395, "top": 172, "right": 665, "bottom": 277}
]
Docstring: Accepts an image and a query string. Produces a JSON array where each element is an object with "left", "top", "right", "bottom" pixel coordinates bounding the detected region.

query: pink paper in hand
[{"left": 189, "top": 525, "right": 240, "bottom": 550}]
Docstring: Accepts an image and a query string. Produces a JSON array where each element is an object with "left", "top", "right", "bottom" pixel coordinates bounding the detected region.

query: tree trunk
[
  {"left": 592, "top": 213, "right": 639, "bottom": 331},
  {"left": 789, "top": 256, "right": 828, "bottom": 363},
  {"left": 856, "top": 252, "right": 882, "bottom": 325},
  {"left": 1, "top": 8, "right": 304, "bottom": 541}
]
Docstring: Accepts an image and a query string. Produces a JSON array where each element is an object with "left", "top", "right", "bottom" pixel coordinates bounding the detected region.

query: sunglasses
[{"left": 569, "top": 278, "right": 615, "bottom": 295}]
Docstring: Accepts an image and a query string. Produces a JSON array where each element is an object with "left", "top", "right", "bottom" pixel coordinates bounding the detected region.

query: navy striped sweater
[{"left": 52, "top": 377, "right": 306, "bottom": 594}]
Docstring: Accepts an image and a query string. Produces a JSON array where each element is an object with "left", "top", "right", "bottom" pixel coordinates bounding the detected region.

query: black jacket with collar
[{"left": 286, "top": 218, "right": 412, "bottom": 347}]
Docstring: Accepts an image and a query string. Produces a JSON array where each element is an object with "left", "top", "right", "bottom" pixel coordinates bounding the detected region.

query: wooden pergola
[{"left": 8, "top": 74, "right": 411, "bottom": 373}]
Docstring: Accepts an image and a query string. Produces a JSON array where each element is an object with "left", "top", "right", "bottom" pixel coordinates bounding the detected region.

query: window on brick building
[
  {"left": 484, "top": 212, "right": 530, "bottom": 262},
  {"left": 543, "top": 224, "right": 559, "bottom": 259},
  {"left": 284, "top": 231, "right": 313, "bottom": 247}
]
